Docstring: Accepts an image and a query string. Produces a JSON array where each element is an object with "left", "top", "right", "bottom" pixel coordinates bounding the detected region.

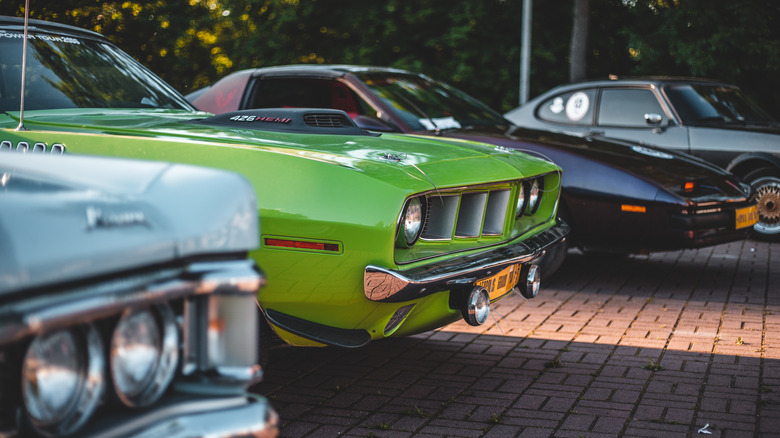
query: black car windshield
[
  {"left": 665, "top": 84, "right": 776, "bottom": 124},
  {"left": 355, "top": 72, "right": 508, "bottom": 131},
  {"left": 0, "top": 30, "right": 192, "bottom": 112}
]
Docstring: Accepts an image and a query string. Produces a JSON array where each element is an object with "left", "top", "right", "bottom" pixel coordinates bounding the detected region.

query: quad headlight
[
  {"left": 517, "top": 178, "right": 543, "bottom": 218},
  {"left": 397, "top": 196, "right": 426, "bottom": 247},
  {"left": 22, "top": 325, "right": 104, "bottom": 436},
  {"left": 110, "top": 305, "right": 178, "bottom": 408},
  {"left": 516, "top": 183, "right": 528, "bottom": 217},
  {"left": 527, "top": 178, "right": 543, "bottom": 214}
]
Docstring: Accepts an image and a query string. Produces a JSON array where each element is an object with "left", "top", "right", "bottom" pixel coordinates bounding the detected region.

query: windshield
[
  {"left": 0, "top": 30, "right": 192, "bottom": 112},
  {"left": 664, "top": 84, "right": 775, "bottom": 124},
  {"left": 355, "top": 72, "right": 508, "bottom": 131}
]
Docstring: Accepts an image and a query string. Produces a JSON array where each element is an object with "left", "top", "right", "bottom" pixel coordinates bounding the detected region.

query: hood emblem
[
  {"left": 379, "top": 152, "right": 406, "bottom": 162},
  {"left": 86, "top": 206, "right": 148, "bottom": 230}
]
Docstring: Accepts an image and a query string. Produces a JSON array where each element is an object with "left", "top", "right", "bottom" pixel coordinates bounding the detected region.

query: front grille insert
[{"left": 421, "top": 188, "right": 512, "bottom": 240}]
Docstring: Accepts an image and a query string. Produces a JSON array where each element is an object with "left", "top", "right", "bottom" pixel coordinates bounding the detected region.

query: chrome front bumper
[
  {"left": 364, "top": 221, "right": 569, "bottom": 303},
  {"left": 84, "top": 394, "right": 278, "bottom": 438}
]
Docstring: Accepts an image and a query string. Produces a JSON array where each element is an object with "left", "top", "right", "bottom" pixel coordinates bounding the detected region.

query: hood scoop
[{"left": 188, "top": 108, "right": 379, "bottom": 136}]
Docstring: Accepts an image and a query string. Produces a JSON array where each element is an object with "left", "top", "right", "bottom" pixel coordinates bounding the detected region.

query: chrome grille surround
[{"left": 394, "top": 172, "right": 561, "bottom": 265}]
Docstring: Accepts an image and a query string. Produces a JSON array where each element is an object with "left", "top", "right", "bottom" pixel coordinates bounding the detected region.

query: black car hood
[{"left": 432, "top": 125, "right": 749, "bottom": 200}]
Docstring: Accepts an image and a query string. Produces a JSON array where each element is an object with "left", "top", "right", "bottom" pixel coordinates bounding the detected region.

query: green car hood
[{"left": 4, "top": 109, "right": 559, "bottom": 190}]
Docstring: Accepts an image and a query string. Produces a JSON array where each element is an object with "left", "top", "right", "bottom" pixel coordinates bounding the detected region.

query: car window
[
  {"left": 0, "top": 32, "right": 191, "bottom": 111},
  {"left": 597, "top": 88, "right": 667, "bottom": 127},
  {"left": 536, "top": 89, "right": 596, "bottom": 126},
  {"left": 354, "top": 72, "right": 508, "bottom": 131},
  {"left": 246, "top": 77, "right": 377, "bottom": 119},
  {"left": 664, "top": 84, "right": 776, "bottom": 124}
]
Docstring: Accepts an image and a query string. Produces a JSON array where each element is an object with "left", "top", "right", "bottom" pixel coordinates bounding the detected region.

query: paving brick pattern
[{"left": 253, "top": 239, "right": 779, "bottom": 437}]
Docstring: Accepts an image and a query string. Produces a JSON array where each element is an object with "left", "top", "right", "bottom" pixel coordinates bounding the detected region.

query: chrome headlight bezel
[
  {"left": 110, "top": 304, "right": 178, "bottom": 408},
  {"left": 516, "top": 182, "right": 528, "bottom": 218},
  {"left": 526, "top": 178, "right": 543, "bottom": 215},
  {"left": 396, "top": 196, "right": 427, "bottom": 247},
  {"left": 22, "top": 325, "right": 105, "bottom": 437}
]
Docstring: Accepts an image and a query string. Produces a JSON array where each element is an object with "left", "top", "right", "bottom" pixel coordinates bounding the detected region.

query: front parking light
[
  {"left": 517, "top": 264, "right": 541, "bottom": 299},
  {"left": 462, "top": 286, "right": 490, "bottom": 326}
]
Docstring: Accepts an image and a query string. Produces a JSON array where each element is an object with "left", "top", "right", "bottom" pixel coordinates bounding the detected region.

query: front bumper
[
  {"left": 83, "top": 393, "right": 278, "bottom": 438},
  {"left": 364, "top": 221, "right": 569, "bottom": 303}
]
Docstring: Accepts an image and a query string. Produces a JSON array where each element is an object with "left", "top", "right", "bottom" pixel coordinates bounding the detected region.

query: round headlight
[
  {"left": 22, "top": 326, "right": 104, "bottom": 436},
  {"left": 516, "top": 183, "right": 528, "bottom": 217},
  {"left": 111, "top": 305, "right": 178, "bottom": 407},
  {"left": 399, "top": 197, "right": 425, "bottom": 246},
  {"left": 527, "top": 178, "right": 542, "bottom": 214}
]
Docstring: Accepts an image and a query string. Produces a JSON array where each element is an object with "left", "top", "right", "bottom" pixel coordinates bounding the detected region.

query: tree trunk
[{"left": 569, "top": 0, "right": 590, "bottom": 82}]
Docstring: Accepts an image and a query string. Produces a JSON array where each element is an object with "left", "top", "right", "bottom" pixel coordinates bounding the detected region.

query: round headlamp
[
  {"left": 398, "top": 196, "right": 425, "bottom": 247},
  {"left": 111, "top": 305, "right": 178, "bottom": 408},
  {"left": 527, "top": 178, "right": 542, "bottom": 214},
  {"left": 516, "top": 183, "right": 528, "bottom": 217},
  {"left": 22, "top": 326, "right": 104, "bottom": 436}
]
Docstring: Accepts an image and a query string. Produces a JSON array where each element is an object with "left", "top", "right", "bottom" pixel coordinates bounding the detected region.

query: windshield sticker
[
  {"left": 0, "top": 31, "right": 80, "bottom": 44},
  {"left": 419, "top": 116, "right": 462, "bottom": 131},
  {"left": 631, "top": 145, "right": 674, "bottom": 159},
  {"left": 565, "top": 92, "right": 589, "bottom": 121},
  {"left": 549, "top": 97, "right": 565, "bottom": 114}
]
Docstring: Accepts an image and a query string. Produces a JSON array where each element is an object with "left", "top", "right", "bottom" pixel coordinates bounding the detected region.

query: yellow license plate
[
  {"left": 735, "top": 205, "right": 759, "bottom": 229},
  {"left": 476, "top": 263, "right": 522, "bottom": 300}
]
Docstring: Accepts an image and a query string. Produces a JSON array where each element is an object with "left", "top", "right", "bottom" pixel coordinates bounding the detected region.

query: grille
[
  {"left": 303, "top": 113, "right": 351, "bottom": 128},
  {"left": 421, "top": 188, "right": 511, "bottom": 240}
]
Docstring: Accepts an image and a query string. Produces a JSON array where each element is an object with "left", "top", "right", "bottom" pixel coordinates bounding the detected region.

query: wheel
[{"left": 744, "top": 167, "right": 780, "bottom": 241}]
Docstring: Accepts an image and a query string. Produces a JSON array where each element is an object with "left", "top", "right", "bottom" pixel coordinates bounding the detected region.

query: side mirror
[
  {"left": 353, "top": 115, "right": 397, "bottom": 132},
  {"left": 644, "top": 113, "right": 663, "bottom": 125}
]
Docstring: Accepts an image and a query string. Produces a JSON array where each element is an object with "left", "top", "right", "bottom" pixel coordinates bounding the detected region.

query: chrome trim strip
[
  {"left": 365, "top": 221, "right": 569, "bottom": 302},
  {"left": 0, "top": 259, "right": 263, "bottom": 346},
  {"left": 82, "top": 395, "right": 278, "bottom": 438}
]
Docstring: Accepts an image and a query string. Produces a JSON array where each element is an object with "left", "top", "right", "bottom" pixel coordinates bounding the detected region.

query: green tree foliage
[
  {"left": 618, "top": 0, "right": 780, "bottom": 118},
  {"left": 2, "top": 1, "right": 779, "bottom": 116}
]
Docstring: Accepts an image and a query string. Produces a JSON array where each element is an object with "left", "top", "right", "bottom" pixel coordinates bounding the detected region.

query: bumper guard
[{"left": 364, "top": 221, "right": 569, "bottom": 303}]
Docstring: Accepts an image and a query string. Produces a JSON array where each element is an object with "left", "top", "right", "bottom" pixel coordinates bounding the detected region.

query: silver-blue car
[{"left": 0, "top": 152, "right": 278, "bottom": 437}]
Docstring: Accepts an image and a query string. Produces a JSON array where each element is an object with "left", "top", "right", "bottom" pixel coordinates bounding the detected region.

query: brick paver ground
[{"left": 253, "top": 239, "right": 779, "bottom": 437}]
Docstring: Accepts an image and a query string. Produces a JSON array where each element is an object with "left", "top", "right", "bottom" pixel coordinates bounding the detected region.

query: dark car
[
  {"left": 188, "top": 65, "right": 758, "bottom": 274},
  {"left": 1, "top": 152, "right": 278, "bottom": 437},
  {"left": 504, "top": 77, "right": 780, "bottom": 240}
]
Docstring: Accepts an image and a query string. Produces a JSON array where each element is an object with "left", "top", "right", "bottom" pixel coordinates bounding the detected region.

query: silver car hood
[{"left": 0, "top": 153, "right": 258, "bottom": 295}]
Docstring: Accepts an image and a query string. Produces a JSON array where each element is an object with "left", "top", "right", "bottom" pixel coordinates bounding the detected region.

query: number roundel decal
[{"left": 565, "top": 92, "right": 590, "bottom": 121}]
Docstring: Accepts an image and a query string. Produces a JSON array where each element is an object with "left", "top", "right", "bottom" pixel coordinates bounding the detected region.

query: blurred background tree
[{"left": 2, "top": 0, "right": 779, "bottom": 117}]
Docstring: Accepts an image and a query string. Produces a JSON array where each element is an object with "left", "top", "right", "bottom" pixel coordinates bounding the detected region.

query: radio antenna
[{"left": 15, "top": 0, "right": 30, "bottom": 131}]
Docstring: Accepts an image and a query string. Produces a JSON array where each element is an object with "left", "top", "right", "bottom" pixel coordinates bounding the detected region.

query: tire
[
  {"left": 256, "top": 304, "right": 272, "bottom": 368},
  {"left": 537, "top": 238, "right": 569, "bottom": 279},
  {"left": 745, "top": 167, "right": 780, "bottom": 241},
  {"left": 537, "top": 205, "right": 572, "bottom": 279}
]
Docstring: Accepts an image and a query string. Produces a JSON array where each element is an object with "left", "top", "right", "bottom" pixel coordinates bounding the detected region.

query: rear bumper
[
  {"left": 364, "top": 221, "right": 569, "bottom": 303},
  {"left": 83, "top": 394, "right": 278, "bottom": 438}
]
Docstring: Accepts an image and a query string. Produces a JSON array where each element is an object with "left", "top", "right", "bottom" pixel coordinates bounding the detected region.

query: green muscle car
[{"left": 0, "top": 16, "right": 567, "bottom": 357}]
